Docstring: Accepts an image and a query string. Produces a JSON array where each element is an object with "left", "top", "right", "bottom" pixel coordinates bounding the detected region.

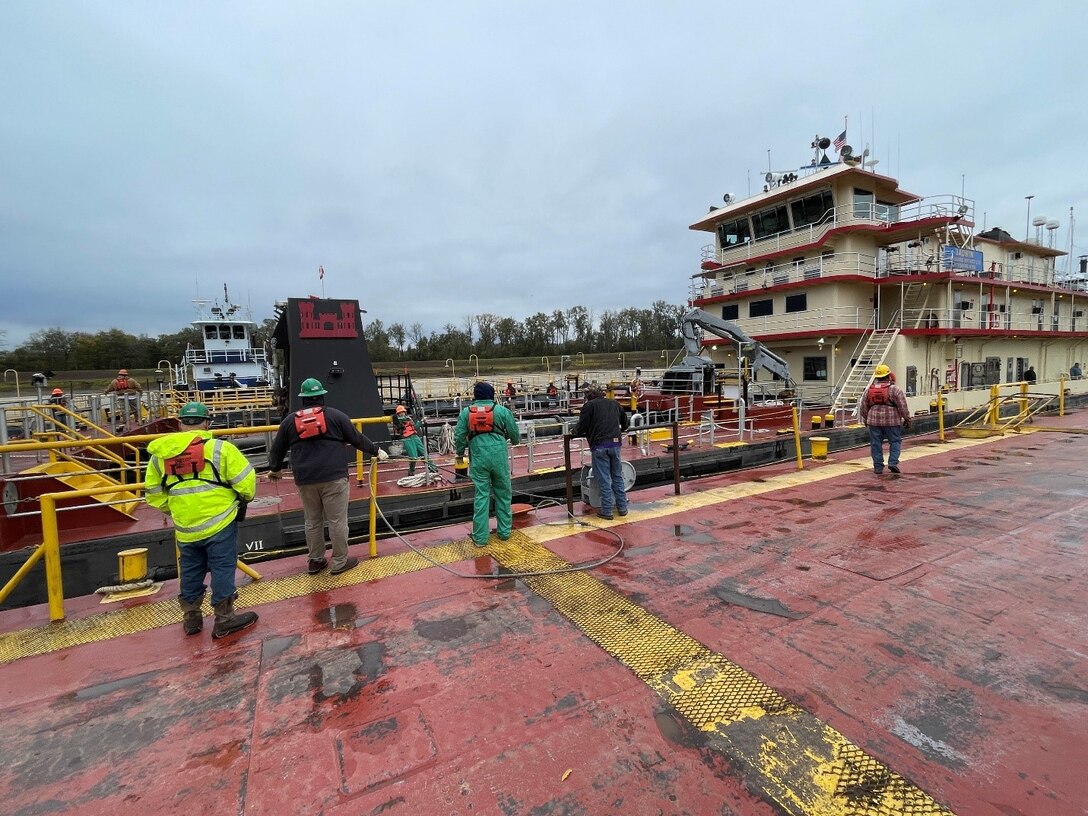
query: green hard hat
[
  {"left": 179, "top": 401, "right": 209, "bottom": 419},
  {"left": 298, "top": 378, "right": 328, "bottom": 397}
]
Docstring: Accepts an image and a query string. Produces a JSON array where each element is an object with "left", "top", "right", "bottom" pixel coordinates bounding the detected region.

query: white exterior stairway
[{"left": 832, "top": 327, "right": 899, "bottom": 414}]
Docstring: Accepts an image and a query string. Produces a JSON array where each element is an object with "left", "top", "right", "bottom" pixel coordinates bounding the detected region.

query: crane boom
[{"left": 678, "top": 309, "right": 791, "bottom": 382}]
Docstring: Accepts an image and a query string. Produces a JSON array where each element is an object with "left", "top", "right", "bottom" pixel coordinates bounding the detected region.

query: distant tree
[
  {"left": 388, "top": 322, "right": 406, "bottom": 358},
  {"left": 252, "top": 317, "right": 279, "bottom": 350},
  {"left": 18, "top": 328, "right": 80, "bottom": 370},
  {"left": 475, "top": 313, "right": 498, "bottom": 350},
  {"left": 155, "top": 327, "right": 203, "bottom": 369},
  {"left": 597, "top": 310, "right": 620, "bottom": 349},
  {"left": 495, "top": 317, "right": 518, "bottom": 352},
  {"left": 568, "top": 305, "right": 592, "bottom": 346},
  {"left": 523, "top": 312, "right": 550, "bottom": 355},
  {"left": 551, "top": 309, "right": 568, "bottom": 348}
]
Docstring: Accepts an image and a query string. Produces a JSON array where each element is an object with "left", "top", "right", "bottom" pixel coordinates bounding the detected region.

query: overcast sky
[{"left": 2, "top": 1, "right": 1086, "bottom": 349}]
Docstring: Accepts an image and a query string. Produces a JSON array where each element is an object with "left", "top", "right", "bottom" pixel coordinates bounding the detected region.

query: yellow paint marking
[
  {"left": 517, "top": 434, "right": 1008, "bottom": 540},
  {"left": 490, "top": 532, "right": 956, "bottom": 814},
  {"left": 0, "top": 539, "right": 481, "bottom": 664}
]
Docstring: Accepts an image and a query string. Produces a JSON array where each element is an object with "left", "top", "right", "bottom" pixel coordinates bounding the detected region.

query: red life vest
[
  {"left": 115, "top": 377, "right": 131, "bottom": 391},
  {"left": 400, "top": 417, "right": 417, "bottom": 438},
  {"left": 546, "top": 385, "right": 558, "bottom": 397},
  {"left": 867, "top": 382, "right": 891, "bottom": 405},
  {"left": 294, "top": 406, "right": 327, "bottom": 439},
  {"left": 164, "top": 435, "right": 206, "bottom": 477},
  {"left": 159, "top": 435, "right": 237, "bottom": 501},
  {"left": 468, "top": 404, "right": 495, "bottom": 436}
]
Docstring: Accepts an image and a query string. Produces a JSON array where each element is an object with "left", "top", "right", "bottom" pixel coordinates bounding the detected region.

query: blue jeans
[
  {"left": 179, "top": 521, "right": 238, "bottom": 605},
  {"left": 591, "top": 444, "right": 628, "bottom": 515},
  {"left": 868, "top": 425, "right": 903, "bottom": 471}
]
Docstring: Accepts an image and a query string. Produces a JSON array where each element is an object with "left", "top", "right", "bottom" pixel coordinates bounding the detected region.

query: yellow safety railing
[
  {"left": 0, "top": 482, "right": 263, "bottom": 622},
  {"left": 2, "top": 414, "right": 395, "bottom": 620}
]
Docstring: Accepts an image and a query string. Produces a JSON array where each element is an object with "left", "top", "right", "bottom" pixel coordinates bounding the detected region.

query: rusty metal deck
[{"left": 1, "top": 422, "right": 1086, "bottom": 815}]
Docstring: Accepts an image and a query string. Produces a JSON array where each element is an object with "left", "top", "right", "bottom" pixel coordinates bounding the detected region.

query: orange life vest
[
  {"left": 867, "top": 382, "right": 891, "bottom": 405},
  {"left": 400, "top": 417, "right": 417, "bottom": 438},
  {"left": 468, "top": 404, "right": 495, "bottom": 436},
  {"left": 164, "top": 435, "right": 206, "bottom": 477},
  {"left": 294, "top": 406, "right": 327, "bottom": 439},
  {"left": 115, "top": 377, "right": 131, "bottom": 391},
  {"left": 160, "top": 435, "right": 239, "bottom": 507}
]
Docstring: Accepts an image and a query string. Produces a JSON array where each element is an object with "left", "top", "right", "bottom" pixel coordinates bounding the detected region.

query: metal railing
[{"left": 702, "top": 196, "right": 970, "bottom": 267}]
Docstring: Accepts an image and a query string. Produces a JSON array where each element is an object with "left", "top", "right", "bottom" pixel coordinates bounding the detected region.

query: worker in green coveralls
[
  {"left": 392, "top": 404, "right": 436, "bottom": 476},
  {"left": 453, "top": 381, "right": 521, "bottom": 546}
]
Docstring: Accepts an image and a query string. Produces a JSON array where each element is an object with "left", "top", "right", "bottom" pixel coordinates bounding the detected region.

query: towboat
[{"left": 171, "top": 283, "right": 277, "bottom": 391}]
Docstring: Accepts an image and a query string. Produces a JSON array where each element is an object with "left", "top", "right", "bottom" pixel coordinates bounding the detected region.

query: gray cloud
[{"left": 2, "top": 1, "right": 1085, "bottom": 347}]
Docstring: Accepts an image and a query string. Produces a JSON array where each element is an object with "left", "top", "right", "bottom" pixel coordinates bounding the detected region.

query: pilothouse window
[
  {"left": 853, "top": 189, "right": 874, "bottom": 219},
  {"left": 218, "top": 326, "right": 231, "bottom": 340},
  {"left": 789, "top": 190, "right": 834, "bottom": 228},
  {"left": 752, "top": 205, "right": 789, "bottom": 240},
  {"left": 717, "top": 217, "right": 751, "bottom": 248},
  {"left": 204, "top": 326, "right": 216, "bottom": 340},
  {"left": 232, "top": 325, "right": 246, "bottom": 339}
]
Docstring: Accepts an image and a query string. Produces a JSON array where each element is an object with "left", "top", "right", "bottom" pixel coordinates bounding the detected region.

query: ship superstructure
[
  {"left": 174, "top": 284, "right": 276, "bottom": 391},
  {"left": 688, "top": 137, "right": 1075, "bottom": 413}
]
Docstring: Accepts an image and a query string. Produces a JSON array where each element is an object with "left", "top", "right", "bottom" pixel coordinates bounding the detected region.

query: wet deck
[{"left": 2, "top": 420, "right": 1087, "bottom": 815}]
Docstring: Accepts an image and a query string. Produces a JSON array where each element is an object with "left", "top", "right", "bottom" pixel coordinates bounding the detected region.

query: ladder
[
  {"left": 832, "top": 327, "right": 899, "bottom": 415},
  {"left": 901, "top": 282, "right": 935, "bottom": 328}
]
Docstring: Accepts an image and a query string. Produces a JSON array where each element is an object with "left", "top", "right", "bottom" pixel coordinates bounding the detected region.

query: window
[
  {"left": 803, "top": 356, "right": 828, "bottom": 381},
  {"left": 721, "top": 304, "right": 739, "bottom": 320},
  {"left": 204, "top": 326, "right": 217, "bottom": 339},
  {"left": 232, "top": 325, "right": 246, "bottom": 339},
  {"left": 717, "top": 217, "right": 751, "bottom": 249},
  {"left": 218, "top": 326, "right": 232, "bottom": 339},
  {"left": 751, "top": 205, "right": 789, "bottom": 240},
  {"left": 749, "top": 299, "right": 773, "bottom": 318},
  {"left": 875, "top": 199, "right": 900, "bottom": 223},
  {"left": 785, "top": 293, "right": 807, "bottom": 313},
  {"left": 853, "top": 188, "right": 874, "bottom": 219},
  {"left": 789, "top": 190, "right": 834, "bottom": 228}
]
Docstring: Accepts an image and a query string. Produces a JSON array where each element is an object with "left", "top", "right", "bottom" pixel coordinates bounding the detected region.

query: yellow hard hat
[{"left": 874, "top": 364, "right": 891, "bottom": 378}]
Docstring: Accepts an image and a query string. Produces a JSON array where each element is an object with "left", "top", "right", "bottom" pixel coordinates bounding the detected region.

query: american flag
[
  {"left": 319, "top": 265, "right": 325, "bottom": 280},
  {"left": 833, "top": 130, "right": 847, "bottom": 151}
]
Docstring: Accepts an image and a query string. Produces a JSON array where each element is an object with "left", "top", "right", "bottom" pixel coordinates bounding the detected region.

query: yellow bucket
[
  {"left": 117, "top": 548, "right": 149, "bottom": 582},
  {"left": 809, "top": 436, "right": 830, "bottom": 459},
  {"left": 454, "top": 457, "right": 469, "bottom": 480}
]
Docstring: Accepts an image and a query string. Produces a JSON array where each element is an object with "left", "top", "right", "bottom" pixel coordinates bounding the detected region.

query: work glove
[
  {"left": 903, "top": 419, "right": 912, "bottom": 430},
  {"left": 267, "top": 470, "right": 282, "bottom": 482},
  {"left": 377, "top": 448, "right": 389, "bottom": 461}
]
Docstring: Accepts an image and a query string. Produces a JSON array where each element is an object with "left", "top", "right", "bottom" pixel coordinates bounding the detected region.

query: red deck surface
[{"left": 2, "top": 422, "right": 1087, "bottom": 815}]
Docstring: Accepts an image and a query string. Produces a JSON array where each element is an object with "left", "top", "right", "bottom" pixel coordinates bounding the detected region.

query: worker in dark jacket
[
  {"left": 573, "top": 383, "right": 631, "bottom": 519},
  {"left": 268, "top": 378, "right": 388, "bottom": 575}
]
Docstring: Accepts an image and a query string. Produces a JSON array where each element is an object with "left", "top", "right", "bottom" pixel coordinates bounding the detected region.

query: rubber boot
[
  {"left": 179, "top": 598, "right": 204, "bottom": 636},
  {"left": 211, "top": 596, "right": 258, "bottom": 639}
]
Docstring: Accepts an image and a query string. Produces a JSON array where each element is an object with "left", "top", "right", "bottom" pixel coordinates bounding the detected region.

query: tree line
[{"left": 1, "top": 301, "right": 687, "bottom": 372}]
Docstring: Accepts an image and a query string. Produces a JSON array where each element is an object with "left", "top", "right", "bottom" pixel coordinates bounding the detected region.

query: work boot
[
  {"left": 179, "top": 598, "right": 204, "bottom": 636},
  {"left": 330, "top": 556, "right": 359, "bottom": 576},
  {"left": 211, "top": 596, "right": 258, "bottom": 639}
]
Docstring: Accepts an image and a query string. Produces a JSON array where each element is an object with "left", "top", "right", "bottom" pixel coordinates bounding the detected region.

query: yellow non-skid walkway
[{"left": 0, "top": 434, "right": 1008, "bottom": 813}]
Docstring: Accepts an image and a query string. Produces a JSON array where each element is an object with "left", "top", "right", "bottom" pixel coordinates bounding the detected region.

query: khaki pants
[{"left": 298, "top": 478, "right": 351, "bottom": 569}]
